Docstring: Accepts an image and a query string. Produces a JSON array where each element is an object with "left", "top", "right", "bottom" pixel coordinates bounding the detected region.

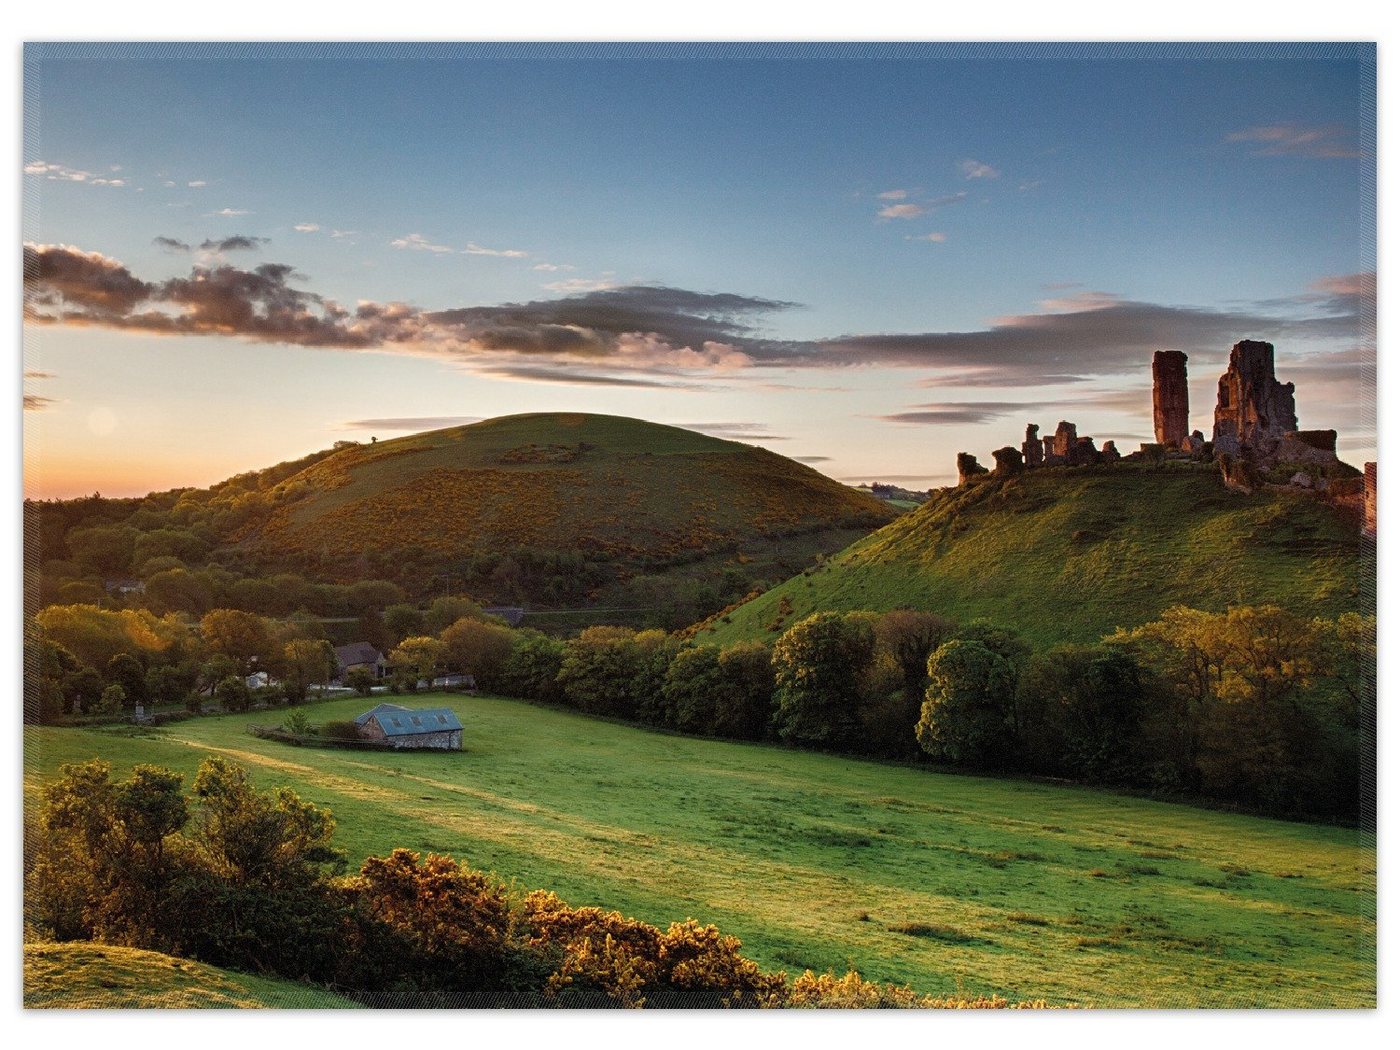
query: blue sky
[{"left": 22, "top": 43, "right": 1376, "bottom": 497}]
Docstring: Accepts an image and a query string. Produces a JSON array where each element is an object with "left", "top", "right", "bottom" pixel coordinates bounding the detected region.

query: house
[
  {"left": 334, "top": 642, "right": 387, "bottom": 682},
  {"left": 353, "top": 703, "right": 463, "bottom": 750},
  {"left": 430, "top": 672, "right": 476, "bottom": 691}
]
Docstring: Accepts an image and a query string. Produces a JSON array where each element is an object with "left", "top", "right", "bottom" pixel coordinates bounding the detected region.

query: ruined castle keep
[
  {"left": 953, "top": 338, "right": 1351, "bottom": 494},
  {"left": 1211, "top": 339, "right": 1298, "bottom": 458},
  {"left": 1151, "top": 350, "right": 1189, "bottom": 447}
]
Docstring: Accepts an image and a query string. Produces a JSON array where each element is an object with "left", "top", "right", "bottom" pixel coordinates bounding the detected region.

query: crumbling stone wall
[{"left": 1212, "top": 340, "right": 1297, "bottom": 458}]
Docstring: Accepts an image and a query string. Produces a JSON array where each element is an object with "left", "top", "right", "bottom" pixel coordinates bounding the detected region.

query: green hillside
[
  {"left": 23, "top": 942, "right": 361, "bottom": 1009},
  {"left": 24, "top": 696, "right": 1376, "bottom": 1007},
  {"left": 31, "top": 413, "right": 894, "bottom": 619},
  {"left": 697, "top": 462, "right": 1372, "bottom": 649}
]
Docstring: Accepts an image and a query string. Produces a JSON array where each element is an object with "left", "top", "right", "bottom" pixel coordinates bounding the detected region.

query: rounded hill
[
  {"left": 696, "top": 462, "right": 1373, "bottom": 649},
  {"left": 240, "top": 413, "right": 895, "bottom": 607}
]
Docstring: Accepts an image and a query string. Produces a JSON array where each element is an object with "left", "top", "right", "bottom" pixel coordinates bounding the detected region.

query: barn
[{"left": 353, "top": 703, "right": 463, "bottom": 750}]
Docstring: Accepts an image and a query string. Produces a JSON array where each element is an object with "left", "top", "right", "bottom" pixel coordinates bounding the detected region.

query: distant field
[
  {"left": 24, "top": 694, "right": 1376, "bottom": 1008},
  {"left": 699, "top": 463, "right": 1372, "bottom": 649},
  {"left": 23, "top": 942, "right": 361, "bottom": 1009}
]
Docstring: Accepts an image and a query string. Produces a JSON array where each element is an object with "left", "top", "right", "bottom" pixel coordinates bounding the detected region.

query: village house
[
  {"left": 353, "top": 703, "right": 463, "bottom": 750},
  {"left": 334, "top": 642, "right": 388, "bottom": 683}
]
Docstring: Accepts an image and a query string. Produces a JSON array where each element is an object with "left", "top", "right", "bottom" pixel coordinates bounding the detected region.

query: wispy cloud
[
  {"left": 679, "top": 422, "right": 789, "bottom": 441},
  {"left": 878, "top": 203, "right": 925, "bottom": 220},
  {"left": 24, "top": 370, "right": 55, "bottom": 380},
  {"left": 24, "top": 160, "right": 126, "bottom": 187},
  {"left": 877, "top": 401, "right": 1043, "bottom": 425},
  {"left": 201, "top": 235, "right": 268, "bottom": 252},
  {"left": 905, "top": 232, "right": 947, "bottom": 243},
  {"left": 877, "top": 189, "right": 910, "bottom": 200},
  {"left": 209, "top": 208, "right": 250, "bottom": 217},
  {"left": 391, "top": 233, "right": 454, "bottom": 253},
  {"left": 543, "top": 277, "right": 619, "bottom": 293},
  {"left": 154, "top": 236, "right": 192, "bottom": 252},
  {"left": 961, "top": 159, "right": 1000, "bottom": 179},
  {"left": 330, "top": 229, "right": 358, "bottom": 240},
  {"left": 1226, "top": 123, "right": 1362, "bottom": 159},
  {"left": 478, "top": 365, "right": 710, "bottom": 389},
  {"left": 792, "top": 455, "right": 832, "bottom": 463},
  {"left": 341, "top": 416, "right": 482, "bottom": 431},
  {"left": 533, "top": 263, "right": 573, "bottom": 272},
  {"left": 293, "top": 223, "right": 321, "bottom": 233},
  {"left": 24, "top": 394, "right": 57, "bottom": 411},
  {"left": 187, "top": 180, "right": 207, "bottom": 188},
  {"left": 464, "top": 242, "right": 528, "bottom": 258}
]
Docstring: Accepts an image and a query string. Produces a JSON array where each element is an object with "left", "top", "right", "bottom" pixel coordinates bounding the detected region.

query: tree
[
  {"left": 345, "top": 666, "right": 377, "bottom": 697},
  {"left": 497, "top": 631, "right": 565, "bottom": 702},
  {"left": 712, "top": 642, "right": 774, "bottom": 740},
  {"left": 390, "top": 636, "right": 446, "bottom": 690},
  {"left": 384, "top": 604, "right": 426, "bottom": 646},
  {"left": 98, "top": 683, "right": 128, "bottom": 716},
  {"left": 63, "top": 666, "right": 106, "bottom": 715},
  {"left": 281, "top": 639, "right": 337, "bottom": 704},
  {"left": 875, "top": 610, "right": 956, "bottom": 701},
  {"left": 144, "top": 567, "right": 216, "bottom": 616},
  {"left": 106, "top": 652, "right": 148, "bottom": 707},
  {"left": 771, "top": 613, "right": 876, "bottom": 747},
  {"left": 145, "top": 663, "right": 195, "bottom": 709},
  {"left": 214, "top": 675, "right": 252, "bottom": 713},
  {"left": 1019, "top": 645, "right": 1145, "bottom": 782},
  {"left": 439, "top": 617, "right": 514, "bottom": 688},
  {"left": 661, "top": 647, "right": 725, "bottom": 733},
  {"left": 200, "top": 609, "right": 275, "bottom": 676},
  {"left": 916, "top": 640, "right": 1016, "bottom": 769},
  {"left": 346, "top": 579, "right": 406, "bottom": 616},
  {"left": 424, "top": 595, "right": 485, "bottom": 635}
]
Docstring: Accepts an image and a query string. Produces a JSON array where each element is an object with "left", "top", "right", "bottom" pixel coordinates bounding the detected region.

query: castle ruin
[{"left": 951, "top": 339, "right": 1363, "bottom": 520}]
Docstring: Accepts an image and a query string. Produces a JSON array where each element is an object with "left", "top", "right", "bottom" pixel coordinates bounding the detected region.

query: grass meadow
[{"left": 24, "top": 693, "right": 1376, "bottom": 1008}]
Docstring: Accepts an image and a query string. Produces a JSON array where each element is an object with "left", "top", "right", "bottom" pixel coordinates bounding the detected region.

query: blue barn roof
[{"left": 355, "top": 703, "right": 463, "bottom": 736}]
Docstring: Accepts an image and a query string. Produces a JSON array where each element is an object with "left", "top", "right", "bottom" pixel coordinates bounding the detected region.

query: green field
[
  {"left": 23, "top": 942, "right": 361, "bottom": 1009},
  {"left": 24, "top": 694, "right": 1375, "bottom": 1008},
  {"left": 699, "top": 463, "right": 1372, "bottom": 649}
]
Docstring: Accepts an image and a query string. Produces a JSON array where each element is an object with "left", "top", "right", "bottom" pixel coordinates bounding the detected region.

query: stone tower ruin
[
  {"left": 1151, "top": 350, "right": 1189, "bottom": 447},
  {"left": 1212, "top": 339, "right": 1297, "bottom": 458}
]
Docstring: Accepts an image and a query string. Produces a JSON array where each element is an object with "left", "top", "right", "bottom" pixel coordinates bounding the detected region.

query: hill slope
[
  {"left": 697, "top": 462, "right": 1372, "bottom": 649},
  {"left": 33, "top": 413, "right": 895, "bottom": 620},
  {"left": 23, "top": 942, "right": 361, "bottom": 1008}
]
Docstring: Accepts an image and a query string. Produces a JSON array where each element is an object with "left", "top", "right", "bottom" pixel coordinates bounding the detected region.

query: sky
[{"left": 21, "top": 42, "right": 1377, "bottom": 499}]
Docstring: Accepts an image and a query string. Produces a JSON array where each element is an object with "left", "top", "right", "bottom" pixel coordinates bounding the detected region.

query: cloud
[
  {"left": 154, "top": 236, "right": 192, "bottom": 252},
  {"left": 1019, "top": 180, "right": 1041, "bottom": 192},
  {"left": 330, "top": 229, "right": 358, "bottom": 239},
  {"left": 533, "top": 263, "right": 573, "bottom": 272},
  {"left": 961, "top": 159, "right": 1000, "bottom": 179},
  {"left": 293, "top": 223, "right": 321, "bottom": 233},
  {"left": 877, "top": 401, "right": 1045, "bottom": 425},
  {"left": 877, "top": 189, "right": 909, "bottom": 200},
  {"left": 477, "top": 365, "right": 708, "bottom": 389},
  {"left": 200, "top": 235, "right": 269, "bottom": 252},
  {"left": 878, "top": 203, "right": 925, "bottom": 220},
  {"left": 24, "top": 370, "right": 55, "bottom": 380},
  {"left": 391, "top": 233, "right": 454, "bottom": 253},
  {"left": 209, "top": 208, "right": 250, "bottom": 217},
  {"left": 24, "top": 394, "right": 57, "bottom": 411},
  {"left": 679, "top": 422, "right": 789, "bottom": 441},
  {"left": 905, "top": 232, "right": 947, "bottom": 243},
  {"left": 25, "top": 240, "right": 1371, "bottom": 398},
  {"left": 24, "top": 160, "right": 126, "bottom": 187},
  {"left": 464, "top": 242, "right": 529, "bottom": 258},
  {"left": 542, "top": 277, "right": 620, "bottom": 293},
  {"left": 925, "top": 192, "right": 969, "bottom": 209},
  {"left": 341, "top": 416, "right": 482, "bottom": 431},
  {"left": 187, "top": 180, "right": 207, "bottom": 188},
  {"left": 1226, "top": 123, "right": 1363, "bottom": 159},
  {"left": 792, "top": 455, "right": 832, "bottom": 463}
]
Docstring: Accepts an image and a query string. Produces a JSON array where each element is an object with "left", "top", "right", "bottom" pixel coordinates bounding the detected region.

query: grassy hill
[
  {"left": 32, "top": 413, "right": 893, "bottom": 619},
  {"left": 24, "top": 695, "right": 1376, "bottom": 1007},
  {"left": 23, "top": 942, "right": 361, "bottom": 1009},
  {"left": 697, "top": 462, "right": 1372, "bottom": 649}
]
